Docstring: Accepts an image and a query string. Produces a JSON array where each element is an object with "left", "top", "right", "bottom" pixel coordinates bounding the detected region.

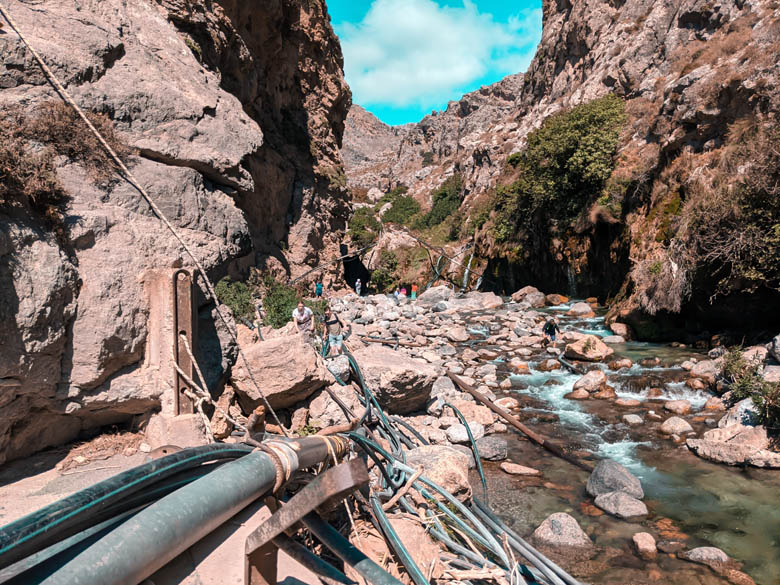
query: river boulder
[
  {"left": 690, "top": 359, "right": 720, "bottom": 385},
  {"left": 573, "top": 370, "right": 607, "bottom": 392},
  {"left": 594, "top": 491, "right": 648, "bottom": 519},
  {"left": 511, "top": 285, "right": 541, "bottom": 302},
  {"left": 416, "top": 285, "right": 453, "bottom": 305},
  {"left": 525, "top": 291, "right": 547, "bottom": 308},
  {"left": 531, "top": 513, "right": 593, "bottom": 551},
  {"left": 351, "top": 345, "right": 438, "bottom": 414},
  {"left": 546, "top": 294, "right": 569, "bottom": 306},
  {"left": 476, "top": 436, "right": 508, "bottom": 461},
  {"left": 586, "top": 459, "right": 644, "bottom": 499},
  {"left": 566, "top": 302, "right": 596, "bottom": 318},
  {"left": 686, "top": 424, "right": 773, "bottom": 466},
  {"left": 231, "top": 335, "right": 330, "bottom": 410},
  {"left": 565, "top": 336, "right": 614, "bottom": 362},
  {"left": 632, "top": 532, "right": 657, "bottom": 560},
  {"left": 768, "top": 333, "right": 780, "bottom": 363},
  {"left": 405, "top": 445, "right": 471, "bottom": 502},
  {"left": 660, "top": 416, "right": 694, "bottom": 435},
  {"left": 664, "top": 400, "right": 692, "bottom": 415}
]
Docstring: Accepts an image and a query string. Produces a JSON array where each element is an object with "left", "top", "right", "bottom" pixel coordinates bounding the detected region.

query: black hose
[{"left": 0, "top": 443, "right": 253, "bottom": 570}]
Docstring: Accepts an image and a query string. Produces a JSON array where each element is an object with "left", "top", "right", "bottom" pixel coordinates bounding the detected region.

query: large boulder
[
  {"left": 531, "top": 513, "right": 593, "bottom": 551},
  {"left": 768, "top": 333, "right": 780, "bottom": 363},
  {"left": 417, "top": 285, "right": 453, "bottom": 305},
  {"left": 660, "top": 416, "right": 694, "bottom": 435},
  {"left": 718, "top": 398, "right": 761, "bottom": 428},
  {"left": 594, "top": 491, "right": 648, "bottom": 519},
  {"left": 231, "top": 335, "right": 330, "bottom": 409},
  {"left": 308, "top": 384, "right": 363, "bottom": 429},
  {"left": 566, "top": 302, "right": 596, "bottom": 318},
  {"left": 586, "top": 459, "right": 644, "bottom": 499},
  {"left": 564, "top": 335, "right": 614, "bottom": 362},
  {"left": 690, "top": 359, "right": 720, "bottom": 385},
  {"left": 351, "top": 345, "right": 438, "bottom": 414},
  {"left": 511, "top": 285, "right": 540, "bottom": 303},
  {"left": 573, "top": 370, "right": 607, "bottom": 392},
  {"left": 405, "top": 445, "right": 472, "bottom": 502},
  {"left": 686, "top": 424, "right": 776, "bottom": 467},
  {"left": 525, "top": 291, "right": 547, "bottom": 308}
]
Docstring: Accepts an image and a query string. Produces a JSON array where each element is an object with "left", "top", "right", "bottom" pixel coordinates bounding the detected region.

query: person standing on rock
[
  {"left": 543, "top": 317, "right": 560, "bottom": 344},
  {"left": 292, "top": 301, "right": 314, "bottom": 343},
  {"left": 323, "top": 307, "right": 348, "bottom": 355},
  {"left": 315, "top": 281, "right": 323, "bottom": 298},
  {"left": 355, "top": 278, "right": 362, "bottom": 296},
  {"left": 411, "top": 284, "right": 418, "bottom": 300},
  {"left": 253, "top": 299, "right": 265, "bottom": 342}
]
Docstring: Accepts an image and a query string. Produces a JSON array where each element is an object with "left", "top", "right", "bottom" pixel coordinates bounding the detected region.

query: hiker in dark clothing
[
  {"left": 323, "top": 307, "right": 349, "bottom": 355},
  {"left": 543, "top": 317, "right": 560, "bottom": 343}
]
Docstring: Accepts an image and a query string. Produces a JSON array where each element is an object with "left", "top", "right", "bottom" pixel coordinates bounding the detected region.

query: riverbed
[{"left": 462, "top": 302, "right": 780, "bottom": 585}]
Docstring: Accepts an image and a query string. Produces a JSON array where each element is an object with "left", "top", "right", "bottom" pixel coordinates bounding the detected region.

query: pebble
[
  {"left": 623, "top": 414, "right": 643, "bottom": 425},
  {"left": 632, "top": 532, "right": 657, "bottom": 560},
  {"left": 139, "top": 442, "right": 152, "bottom": 453}
]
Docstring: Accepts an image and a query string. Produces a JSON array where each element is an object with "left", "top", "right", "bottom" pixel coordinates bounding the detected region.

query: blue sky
[{"left": 328, "top": 0, "right": 542, "bottom": 126}]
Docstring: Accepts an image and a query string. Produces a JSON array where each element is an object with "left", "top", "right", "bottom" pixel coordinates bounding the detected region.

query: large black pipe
[{"left": 0, "top": 443, "right": 254, "bottom": 571}]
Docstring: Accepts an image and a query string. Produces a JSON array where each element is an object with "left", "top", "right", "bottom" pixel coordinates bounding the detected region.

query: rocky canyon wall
[
  {"left": 343, "top": 0, "right": 780, "bottom": 341},
  {"left": 0, "top": 0, "right": 351, "bottom": 463}
]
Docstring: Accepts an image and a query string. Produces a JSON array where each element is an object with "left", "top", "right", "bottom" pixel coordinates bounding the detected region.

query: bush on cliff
[
  {"left": 418, "top": 174, "right": 464, "bottom": 229},
  {"left": 493, "top": 94, "right": 626, "bottom": 243},
  {"left": 348, "top": 207, "right": 381, "bottom": 248},
  {"left": 371, "top": 250, "right": 399, "bottom": 292},
  {"left": 383, "top": 194, "right": 421, "bottom": 225},
  {"left": 215, "top": 277, "right": 254, "bottom": 321}
]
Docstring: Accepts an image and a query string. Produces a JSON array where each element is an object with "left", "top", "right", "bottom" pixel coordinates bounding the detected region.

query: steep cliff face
[
  {"left": 344, "top": 74, "right": 524, "bottom": 206},
  {"left": 344, "top": 0, "right": 780, "bottom": 341},
  {"left": 0, "top": 0, "right": 350, "bottom": 463}
]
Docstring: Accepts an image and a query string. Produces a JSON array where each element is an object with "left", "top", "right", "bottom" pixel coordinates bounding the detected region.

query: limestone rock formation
[
  {"left": 231, "top": 335, "right": 330, "bottom": 409},
  {"left": 350, "top": 345, "right": 438, "bottom": 414},
  {"left": 0, "top": 0, "right": 350, "bottom": 463}
]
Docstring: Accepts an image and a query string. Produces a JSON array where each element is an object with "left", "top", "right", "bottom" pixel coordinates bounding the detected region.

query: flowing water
[{"left": 461, "top": 303, "right": 780, "bottom": 585}]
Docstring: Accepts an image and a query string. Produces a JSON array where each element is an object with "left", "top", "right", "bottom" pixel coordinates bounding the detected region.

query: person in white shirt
[{"left": 292, "top": 301, "right": 314, "bottom": 343}]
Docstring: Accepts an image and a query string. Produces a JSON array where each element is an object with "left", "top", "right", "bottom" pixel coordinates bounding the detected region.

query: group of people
[{"left": 291, "top": 300, "right": 349, "bottom": 355}]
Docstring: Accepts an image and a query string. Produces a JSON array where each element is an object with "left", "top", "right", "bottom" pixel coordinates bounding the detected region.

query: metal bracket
[
  {"left": 172, "top": 269, "right": 196, "bottom": 414},
  {"left": 244, "top": 458, "right": 369, "bottom": 585}
]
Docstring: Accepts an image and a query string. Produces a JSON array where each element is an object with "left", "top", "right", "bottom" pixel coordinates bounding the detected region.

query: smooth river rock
[
  {"left": 586, "top": 459, "right": 644, "bottom": 499},
  {"left": 594, "top": 491, "right": 648, "bottom": 519},
  {"left": 531, "top": 513, "right": 593, "bottom": 550}
]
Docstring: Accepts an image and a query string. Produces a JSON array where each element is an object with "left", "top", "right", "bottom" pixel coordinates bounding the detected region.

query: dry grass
[
  {"left": 0, "top": 101, "right": 130, "bottom": 232},
  {"left": 58, "top": 430, "right": 143, "bottom": 472}
]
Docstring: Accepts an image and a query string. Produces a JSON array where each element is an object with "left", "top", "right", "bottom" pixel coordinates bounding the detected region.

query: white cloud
[{"left": 338, "top": 0, "right": 541, "bottom": 108}]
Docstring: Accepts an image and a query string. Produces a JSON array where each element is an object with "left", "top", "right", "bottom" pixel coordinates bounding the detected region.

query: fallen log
[{"left": 447, "top": 372, "right": 593, "bottom": 472}]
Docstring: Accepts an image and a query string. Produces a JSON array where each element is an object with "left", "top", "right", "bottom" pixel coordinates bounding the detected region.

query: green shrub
[
  {"left": 722, "top": 347, "right": 780, "bottom": 428},
  {"left": 371, "top": 250, "right": 399, "bottom": 293},
  {"left": 493, "top": 94, "right": 626, "bottom": 243},
  {"left": 648, "top": 261, "right": 663, "bottom": 275},
  {"left": 215, "top": 277, "right": 254, "bottom": 321},
  {"left": 348, "top": 207, "right": 381, "bottom": 247},
  {"left": 420, "top": 174, "right": 463, "bottom": 228},
  {"left": 421, "top": 151, "right": 434, "bottom": 167},
  {"left": 383, "top": 194, "right": 420, "bottom": 225},
  {"left": 259, "top": 275, "right": 300, "bottom": 328}
]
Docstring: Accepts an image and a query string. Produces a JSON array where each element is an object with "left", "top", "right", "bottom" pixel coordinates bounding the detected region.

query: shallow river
[{"left": 462, "top": 302, "right": 780, "bottom": 585}]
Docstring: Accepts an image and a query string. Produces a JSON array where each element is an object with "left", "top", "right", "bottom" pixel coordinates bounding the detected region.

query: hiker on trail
[
  {"left": 411, "top": 284, "right": 418, "bottom": 300},
  {"left": 323, "top": 307, "right": 349, "bottom": 355},
  {"left": 253, "top": 299, "right": 265, "bottom": 342},
  {"left": 315, "top": 281, "right": 323, "bottom": 298},
  {"left": 292, "top": 301, "right": 314, "bottom": 343},
  {"left": 543, "top": 317, "right": 560, "bottom": 343},
  {"left": 400, "top": 287, "right": 407, "bottom": 297},
  {"left": 355, "top": 278, "right": 362, "bottom": 296}
]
